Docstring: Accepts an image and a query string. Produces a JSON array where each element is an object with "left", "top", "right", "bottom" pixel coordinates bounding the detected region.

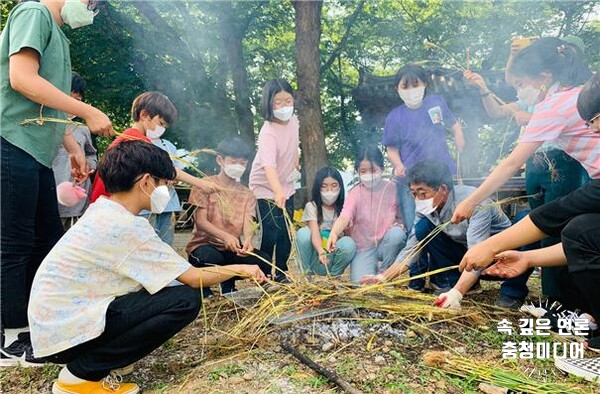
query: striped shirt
[{"left": 520, "top": 84, "right": 600, "bottom": 178}]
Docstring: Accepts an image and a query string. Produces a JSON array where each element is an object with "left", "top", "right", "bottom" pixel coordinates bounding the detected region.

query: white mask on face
[
  {"left": 224, "top": 164, "right": 246, "bottom": 182},
  {"left": 321, "top": 190, "right": 340, "bottom": 206},
  {"left": 398, "top": 86, "right": 425, "bottom": 109},
  {"left": 146, "top": 123, "right": 166, "bottom": 140},
  {"left": 273, "top": 106, "right": 294, "bottom": 122},
  {"left": 360, "top": 173, "right": 382, "bottom": 189},
  {"left": 517, "top": 85, "right": 543, "bottom": 107},
  {"left": 141, "top": 180, "right": 171, "bottom": 214},
  {"left": 61, "top": 0, "right": 95, "bottom": 29},
  {"left": 415, "top": 197, "right": 437, "bottom": 215}
]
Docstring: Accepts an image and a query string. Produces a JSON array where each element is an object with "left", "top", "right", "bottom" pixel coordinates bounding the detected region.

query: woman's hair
[
  {"left": 311, "top": 167, "right": 345, "bottom": 225},
  {"left": 577, "top": 72, "right": 600, "bottom": 123},
  {"left": 99, "top": 141, "right": 176, "bottom": 194},
  {"left": 260, "top": 79, "right": 294, "bottom": 121},
  {"left": 394, "top": 64, "right": 429, "bottom": 90},
  {"left": 131, "top": 91, "right": 178, "bottom": 126},
  {"left": 354, "top": 145, "right": 384, "bottom": 172},
  {"left": 511, "top": 37, "right": 591, "bottom": 87}
]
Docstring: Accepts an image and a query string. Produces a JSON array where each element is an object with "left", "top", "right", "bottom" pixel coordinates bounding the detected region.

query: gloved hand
[{"left": 434, "top": 288, "right": 463, "bottom": 309}]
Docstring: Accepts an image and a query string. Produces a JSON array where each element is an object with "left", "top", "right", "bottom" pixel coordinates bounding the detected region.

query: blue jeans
[
  {"left": 147, "top": 212, "right": 175, "bottom": 246},
  {"left": 350, "top": 227, "right": 406, "bottom": 283},
  {"left": 396, "top": 178, "right": 416, "bottom": 233},
  {"left": 295, "top": 227, "right": 356, "bottom": 276},
  {"left": 1, "top": 139, "right": 64, "bottom": 329}
]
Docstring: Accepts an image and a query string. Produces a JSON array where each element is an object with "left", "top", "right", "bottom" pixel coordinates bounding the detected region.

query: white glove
[{"left": 435, "top": 288, "right": 463, "bottom": 309}]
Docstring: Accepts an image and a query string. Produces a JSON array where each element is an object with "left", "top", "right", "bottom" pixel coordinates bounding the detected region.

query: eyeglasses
[
  {"left": 411, "top": 188, "right": 438, "bottom": 200},
  {"left": 585, "top": 112, "right": 600, "bottom": 128}
]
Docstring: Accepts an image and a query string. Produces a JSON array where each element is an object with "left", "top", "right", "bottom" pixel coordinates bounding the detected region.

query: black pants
[
  {"left": 526, "top": 149, "right": 585, "bottom": 298},
  {"left": 559, "top": 213, "right": 600, "bottom": 324},
  {"left": 46, "top": 286, "right": 200, "bottom": 381},
  {"left": 188, "top": 245, "right": 272, "bottom": 291},
  {"left": 0, "top": 138, "right": 64, "bottom": 329},
  {"left": 257, "top": 198, "right": 293, "bottom": 279}
]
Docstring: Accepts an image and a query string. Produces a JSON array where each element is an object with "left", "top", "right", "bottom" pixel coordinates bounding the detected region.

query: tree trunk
[
  {"left": 218, "top": 1, "right": 255, "bottom": 145},
  {"left": 294, "top": 0, "right": 327, "bottom": 190}
]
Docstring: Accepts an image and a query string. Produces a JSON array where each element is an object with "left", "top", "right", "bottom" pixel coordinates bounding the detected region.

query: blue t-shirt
[{"left": 382, "top": 95, "right": 458, "bottom": 174}]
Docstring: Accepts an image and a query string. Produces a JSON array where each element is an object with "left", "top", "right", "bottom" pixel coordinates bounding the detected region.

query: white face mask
[
  {"left": 360, "top": 173, "right": 382, "bottom": 189},
  {"left": 146, "top": 123, "right": 166, "bottom": 140},
  {"left": 398, "top": 86, "right": 425, "bottom": 109},
  {"left": 415, "top": 197, "right": 437, "bottom": 215},
  {"left": 224, "top": 164, "right": 246, "bottom": 182},
  {"left": 320, "top": 190, "right": 340, "bottom": 206},
  {"left": 517, "top": 85, "right": 543, "bottom": 107},
  {"left": 273, "top": 106, "right": 294, "bottom": 122},
  {"left": 61, "top": 0, "right": 95, "bottom": 29},
  {"left": 141, "top": 181, "right": 171, "bottom": 214}
]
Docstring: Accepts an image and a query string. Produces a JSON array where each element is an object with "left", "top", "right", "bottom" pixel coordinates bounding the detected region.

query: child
[
  {"left": 296, "top": 167, "right": 356, "bottom": 276},
  {"left": 0, "top": 0, "right": 113, "bottom": 365},
  {"left": 249, "top": 79, "right": 300, "bottom": 282},
  {"left": 327, "top": 145, "right": 406, "bottom": 283},
  {"left": 52, "top": 72, "right": 98, "bottom": 230},
  {"left": 186, "top": 137, "right": 272, "bottom": 294},
  {"left": 27, "top": 141, "right": 265, "bottom": 392},
  {"left": 383, "top": 64, "right": 465, "bottom": 232},
  {"left": 90, "top": 92, "right": 213, "bottom": 203}
]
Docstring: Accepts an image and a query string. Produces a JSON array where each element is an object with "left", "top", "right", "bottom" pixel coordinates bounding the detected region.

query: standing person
[
  {"left": 383, "top": 64, "right": 465, "bottom": 233},
  {"left": 52, "top": 72, "right": 98, "bottom": 230},
  {"left": 249, "top": 79, "right": 300, "bottom": 282},
  {"left": 186, "top": 137, "right": 272, "bottom": 295},
  {"left": 28, "top": 141, "right": 266, "bottom": 391},
  {"left": 296, "top": 167, "right": 356, "bottom": 277},
  {"left": 462, "top": 38, "right": 587, "bottom": 301},
  {"left": 452, "top": 38, "right": 594, "bottom": 225},
  {"left": 1, "top": 0, "right": 114, "bottom": 365},
  {"left": 327, "top": 145, "right": 406, "bottom": 284}
]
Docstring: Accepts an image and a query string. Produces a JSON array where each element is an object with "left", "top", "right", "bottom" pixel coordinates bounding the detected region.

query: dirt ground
[{"left": 0, "top": 231, "right": 596, "bottom": 393}]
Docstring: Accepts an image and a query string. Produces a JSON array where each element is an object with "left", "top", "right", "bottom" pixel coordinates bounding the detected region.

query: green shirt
[{"left": 0, "top": 2, "right": 71, "bottom": 168}]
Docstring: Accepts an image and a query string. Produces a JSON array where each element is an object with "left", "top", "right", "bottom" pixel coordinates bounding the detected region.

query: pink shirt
[
  {"left": 250, "top": 116, "right": 300, "bottom": 200},
  {"left": 340, "top": 180, "right": 400, "bottom": 251},
  {"left": 520, "top": 84, "right": 600, "bottom": 178}
]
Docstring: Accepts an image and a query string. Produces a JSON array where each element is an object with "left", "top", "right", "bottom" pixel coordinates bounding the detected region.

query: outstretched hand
[{"left": 482, "top": 250, "right": 530, "bottom": 279}]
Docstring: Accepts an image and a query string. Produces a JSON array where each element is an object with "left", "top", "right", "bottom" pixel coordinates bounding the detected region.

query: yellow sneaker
[{"left": 52, "top": 373, "right": 139, "bottom": 394}]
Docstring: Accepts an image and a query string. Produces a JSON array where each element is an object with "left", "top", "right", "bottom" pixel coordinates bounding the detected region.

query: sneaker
[
  {"left": 220, "top": 282, "right": 237, "bottom": 295},
  {"left": 52, "top": 372, "right": 139, "bottom": 394},
  {"left": 495, "top": 294, "right": 525, "bottom": 310},
  {"left": 201, "top": 287, "right": 214, "bottom": 299},
  {"left": 555, "top": 357, "right": 600, "bottom": 383},
  {"left": 0, "top": 332, "right": 46, "bottom": 367}
]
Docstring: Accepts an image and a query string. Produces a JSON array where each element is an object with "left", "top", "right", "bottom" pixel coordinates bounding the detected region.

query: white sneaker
[{"left": 555, "top": 357, "right": 600, "bottom": 383}]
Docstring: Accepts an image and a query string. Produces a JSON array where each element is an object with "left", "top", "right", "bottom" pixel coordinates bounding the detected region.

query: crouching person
[{"left": 28, "top": 141, "right": 265, "bottom": 394}]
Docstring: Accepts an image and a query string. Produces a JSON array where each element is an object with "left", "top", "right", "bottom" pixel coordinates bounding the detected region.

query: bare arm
[
  {"left": 265, "top": 166, "right": 286, "bottom": 208},
  {"left": 307, "top": 220, "right": 326, "bottom": 255},
  {"left": 482, "top": 244, "right": 566, "bottom": 279},
  {"left": 451, "top": 122, "right": 465, "bottom": 153},
  {"left": 63, "top": 133, "right": 88, "bottom": 183},
  {"left": 327, "top": 215, "right": 351, "bottom": 252},
  {"left": 9, "top": 49, "right": 114, "bottom": 136},
  {"left": 387, "top": 146, "right": 405, "bottom": 177},
  {"left": 175, "top": 169, "right": 216, "bottom": 195},
  {"left": 177, "top": 264, "right": 266, "bottom": 288},
  {"left": 195, "top": 206, "right": 241, "bottom": 252}
]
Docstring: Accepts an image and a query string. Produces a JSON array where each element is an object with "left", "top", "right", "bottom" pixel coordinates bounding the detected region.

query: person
[
  {"left": 141, "top": 128, "right": 183, "bottom": 245},
  {"left": 327, "top": 145, "right": 406, "bottom": 283},
  {"left": 363, "top": 160, "right": 529, "bottom": 307},
  {"left": 27, "top": 141, "right": 265, "bottom": 392},
  {"left": 462, "top": 37, "right": 587, "bottom": 301},
  {"left": 249, "top": 79, "right": 300, "bottom": 282},
  {"left": 186, "top": 137, "right": 272, "bottom": 295},
  {"left": 0, "top": 0, "right": 115, "bottom": 365},
  {"left": 52, "top": 72, "right": 98, "bottom": 230},
  {"left": 296, "top": 167, "right": 356, "bottom": 277},
  {"left": 452, "top": 37, "right": 595, "bottom": 225},
  {"left": 89, "top": 91, "right": 213, "bottom": 203},
  {"left": 383, "top": 64, "right": 465, "bottom": 233}
]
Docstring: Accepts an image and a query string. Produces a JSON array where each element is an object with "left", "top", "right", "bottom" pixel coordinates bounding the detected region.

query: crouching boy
[{"left": 28, "top": 141, "right": 265, "bottom": 394}]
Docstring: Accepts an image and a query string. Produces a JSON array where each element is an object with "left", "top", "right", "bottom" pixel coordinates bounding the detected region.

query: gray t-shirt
[{"left": 302, "top": 201, "right": 337, "bottom": 231}]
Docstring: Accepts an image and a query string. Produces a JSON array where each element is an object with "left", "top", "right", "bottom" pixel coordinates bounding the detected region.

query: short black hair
[
  {"left": 260, "top": 79, "right": 294, "bottom": 121},
  {"left": 311, "top": 166, "right": 345, "bottom": 225},
  {"left": 354, "top": 145, "right": 384, "bottom": 171},
  {"left": 577, "top": 73, "right": 600, "bottom": 123},
  {"left": 511, "top": 37, "right": 591, "bottom": 87},
  {"left": 408, "top": 160, "right": 454, "bottom": 191},
  {"left": 98, "top": 141, "right": 176, "bottom": 194},
  {"left": 131, "top": 91, "right": 178, "bottom": 126},
  {"left": 394, "top": 64, "right": 430, "bottom": 89},
  {"left": 71, "top": 72, "right": 86, "bottom": 98},
  {"left": 216, "top": 137, "right": 252, "bottom": 160}
]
